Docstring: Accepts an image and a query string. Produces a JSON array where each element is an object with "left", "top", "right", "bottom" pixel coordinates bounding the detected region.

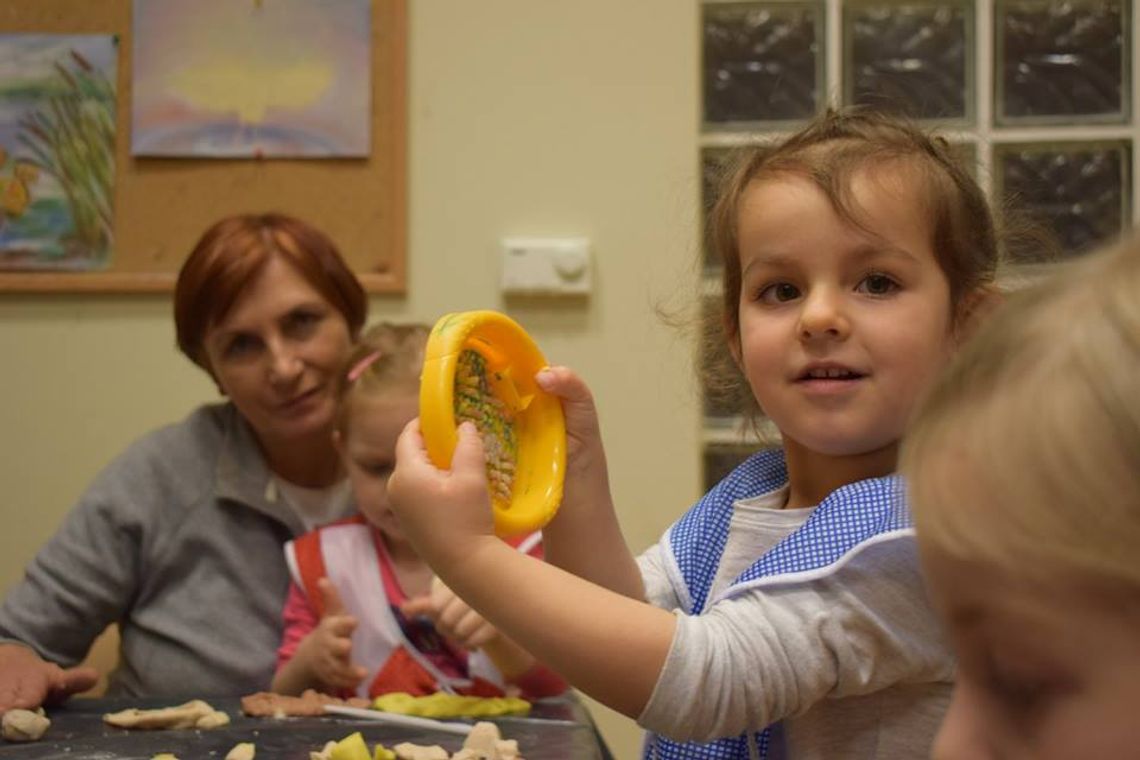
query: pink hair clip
[{"left": 346, "top": 350, "right": 382, "bottom": 383}]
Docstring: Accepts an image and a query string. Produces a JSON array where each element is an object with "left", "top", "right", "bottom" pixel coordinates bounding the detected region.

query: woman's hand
[
  {"left": 388, "top": 419, "right": 497, "bottom": 571},
  {"left": 0, "top": 643, "right": 98, "bottom": 712},
  {"left": 291, "top": 579, "right": 367, "bottom": 691}
]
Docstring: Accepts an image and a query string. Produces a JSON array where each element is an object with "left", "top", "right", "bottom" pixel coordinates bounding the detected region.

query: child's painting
[
  {"left": 132, "top": 0, "right": 372, "bottom": 158},
  {"left": 0, "top": 35, "right": 118, "bottom": 272}
]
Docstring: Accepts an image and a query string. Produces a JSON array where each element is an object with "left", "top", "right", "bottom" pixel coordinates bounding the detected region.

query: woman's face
[{"left": 202, "top": 255, "right": 353, "bottom": 449}]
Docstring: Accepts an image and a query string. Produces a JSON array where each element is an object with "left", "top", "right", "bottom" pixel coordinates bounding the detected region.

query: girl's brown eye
[
  {"left": 757, "top": 282, "right": 801, "bottom": 303},
  {"left": 859, "top": 273, "right": 899, "bottom": 295}
]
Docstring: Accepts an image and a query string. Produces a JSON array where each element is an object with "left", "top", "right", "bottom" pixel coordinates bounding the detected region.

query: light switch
[{"left": 500, "top": 237, "right": 591, "bottom": 296}]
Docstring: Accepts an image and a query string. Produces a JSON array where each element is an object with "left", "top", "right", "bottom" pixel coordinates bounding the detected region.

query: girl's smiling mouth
[{"left": 796, "top": 363, "right": 867, "bottom": 382}]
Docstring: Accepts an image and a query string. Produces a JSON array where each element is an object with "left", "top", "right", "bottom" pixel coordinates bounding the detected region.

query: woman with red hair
[{"left": 0, "top": 213, "right": 367, "bottom": 710}]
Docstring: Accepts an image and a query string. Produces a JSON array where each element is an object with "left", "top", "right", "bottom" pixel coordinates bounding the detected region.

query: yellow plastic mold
[{"left": 420, "top": 310, "right": 566, "bottom": 537}]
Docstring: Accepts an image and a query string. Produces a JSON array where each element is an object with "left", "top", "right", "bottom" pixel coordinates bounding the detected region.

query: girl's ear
[
  {"left": 954, "top": 284, "right": 1004, "bottom": 346},
  {"left": 332, "top": 429, "right": 345, "bottom": 457}
]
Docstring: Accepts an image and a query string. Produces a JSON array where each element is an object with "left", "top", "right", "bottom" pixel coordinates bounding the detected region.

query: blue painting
[{"left": 132, "top": 0, "right": 372, "bottom": 158}]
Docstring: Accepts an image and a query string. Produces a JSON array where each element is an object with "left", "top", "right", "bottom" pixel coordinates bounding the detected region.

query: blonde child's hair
[
  {"left": 334, "top": 322, "right": 431, "bottom": 434},
  {"left": 702, "top": 107, "right": 1011, "bottom": 426},
  {"left": 902, "top": 236, "right": 1140, "bottom": 592}
]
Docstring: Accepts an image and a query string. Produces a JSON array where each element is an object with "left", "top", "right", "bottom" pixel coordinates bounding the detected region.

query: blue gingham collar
[{"left": 668, "top": 448, "right": 910, "bottom": 614}]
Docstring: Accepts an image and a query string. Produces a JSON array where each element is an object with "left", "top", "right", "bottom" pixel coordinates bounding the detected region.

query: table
[{"left": 0, "top": 696, "right": 611, "bottom": 760}]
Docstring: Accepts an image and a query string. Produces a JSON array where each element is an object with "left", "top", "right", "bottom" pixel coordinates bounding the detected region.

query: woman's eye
[
  {"left": 857, "top": 273, "right": 899, "bottom": 296},
  {"left": 757, "top": 282, "right": 801, "bottom": 304},
  {"left": 224, "top": 334, "right": 261, "bottom": 358},
  {"left": 284, "top": 310, "right": 322, "bottom": 337}
]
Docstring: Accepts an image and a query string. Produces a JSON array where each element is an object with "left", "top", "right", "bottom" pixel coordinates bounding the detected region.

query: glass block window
[
  {"left": 844, "top": 0, "right": 973, "bottom": 123},
  {"left": 704, "top": 443, "right": 757, "bottom": 491},
  {"left": 702, "top": 1, "right": 826, "bottom": 127},
  {"left": 996, "top": 141, "right": 1132, "bottom": 259},
  {"left": 701, "top": 146, "right": 736, "bottom": 271},
  {"left": 995, "top": 0, "right": 1130, "bottom": 125},
  {"left": 697, "top": 0, "right": 1138, "bottom": 484}
]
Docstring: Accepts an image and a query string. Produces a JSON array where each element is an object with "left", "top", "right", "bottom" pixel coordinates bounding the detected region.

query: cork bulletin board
[{"left": 0, "top": 0, "right": 407, "bottom": 293}]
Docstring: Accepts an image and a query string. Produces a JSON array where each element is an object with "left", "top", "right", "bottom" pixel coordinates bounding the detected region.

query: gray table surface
[{"left": 0, "top": 695, "right": 609, "bottom": 760}]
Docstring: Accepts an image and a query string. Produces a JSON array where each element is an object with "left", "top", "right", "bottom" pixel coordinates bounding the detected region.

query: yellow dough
[{"left": 370, "top": 692, "right": 530, "bottom": 718}]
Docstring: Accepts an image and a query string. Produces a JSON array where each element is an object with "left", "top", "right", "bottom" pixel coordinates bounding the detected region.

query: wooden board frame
[{"left": 0, "top": 0, "right": 406, "bottom": 293}]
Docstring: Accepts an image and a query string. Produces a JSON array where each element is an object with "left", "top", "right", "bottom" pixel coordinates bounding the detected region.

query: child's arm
[
  {"left": 389, "top": 420, "right": 676, "bottom": 718},
  {"left": 271, "top": 578, "right": 367, "bottom": 696},
  {"left": 533, "top": 367, "right": 645, "bottom": 600}
]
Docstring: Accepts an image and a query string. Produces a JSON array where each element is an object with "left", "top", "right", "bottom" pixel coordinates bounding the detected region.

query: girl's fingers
[
  {"left": 400, "top": 595, "right": 436, "bottom": 620},
  {"left": 318, "top": 578, "right": 348, "bottom": 617},
  {"left": 453, "top": 609, "right": 495, "bottom": 647},
  {"left": 326, "top": 614, "right": 358, "bottom": 638},
  {"left": 394, "top": 418, "right": 430, "bottom": 466},
  {"left": 450, "top": 421, "right": 488, "bottom": 473}
]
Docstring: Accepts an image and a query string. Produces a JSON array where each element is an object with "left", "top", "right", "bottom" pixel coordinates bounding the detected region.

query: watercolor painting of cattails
[
  {"left": 0, "top": 34, "right": 117, "bottom": 271},
  {"left": 132, "top": 0, "right": 371, "bottom": 158}
]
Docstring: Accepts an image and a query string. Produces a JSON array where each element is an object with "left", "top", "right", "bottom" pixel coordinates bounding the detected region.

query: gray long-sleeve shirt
[
  {"left": 637, "top": 487, "right": 953, "bottom": 758},
  {"left": 0, "top": 403, "right": 334, "bottom": 698}
]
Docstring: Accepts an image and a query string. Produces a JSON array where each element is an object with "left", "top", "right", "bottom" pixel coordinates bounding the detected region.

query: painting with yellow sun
[{"left": 132, "top": 0, "right": 371, "bottom": 158}]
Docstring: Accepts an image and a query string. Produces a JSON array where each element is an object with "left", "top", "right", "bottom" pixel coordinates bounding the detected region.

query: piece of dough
[
  {"left": 2, "top": 708, "right": 51, "bottom": 742},
  {"left": 103, "top": 699, "right": 228, "bottom": 730},
  {"left": 452, "top": 722, "right": 522, "bottom": 760},
  {"left": 225, "top": 742, "right": 256, "bottom": 760},
  {"left": 392, "top": 743, "right": 449, "bottom": 760},
  {"left": 241, "top": 690, "right": 370, "bottom": 718}
]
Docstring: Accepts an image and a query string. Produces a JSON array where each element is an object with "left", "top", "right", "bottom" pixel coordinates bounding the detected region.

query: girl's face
[
  {"left": 337, "top": 393, "right": 420, "bottom": 542},
  {"left": 203, "top": 255, "right": 353, "bottom": 449},
  {"left": 922, "top": 544, "right": 1140, "bottom": 759},
  {"left": 733, "top": 170, "right": 957, "bottom": 461}
]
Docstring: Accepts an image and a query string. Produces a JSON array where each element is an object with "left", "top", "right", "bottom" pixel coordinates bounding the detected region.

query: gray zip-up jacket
[{"left": 0, "top": 403, "right": 336, "bottom": 698}]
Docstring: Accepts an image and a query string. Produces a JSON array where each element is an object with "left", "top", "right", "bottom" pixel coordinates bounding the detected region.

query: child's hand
[
  {"left": 534, "top": 366, "right": 616, "bottom": 533},
  {"left": 294, "top": 579, "right": 367, "bottom": 691},
  {"left": 535, "top": 366, "right": 608, "bottom": 483},
  {"left": 401, "top": 577, "right": 499, "bottom": 651},
  {"left": 388, "top": 419, "right": 497, "bottom": 568}
]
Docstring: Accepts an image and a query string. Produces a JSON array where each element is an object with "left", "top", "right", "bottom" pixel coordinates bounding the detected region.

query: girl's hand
[
  {"left": 293, "top": 579, "right": 366, "bottom": 691},
  {"left": 534, "top": 366, "right": 616, "bottom": 536},
  {"left": 388, "top": 419, "right": 497, "bottom": 570},
  {"left": 535, "top": 366, "right": 609, "bottom": 486},
  {"left": 401, "top": 577, "right": 499, "bottom": 650}
]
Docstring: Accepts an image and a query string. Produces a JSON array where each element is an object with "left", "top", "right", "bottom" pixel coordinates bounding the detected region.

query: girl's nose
[{"left": 797, "top": 288, "right": 850, "bottom": 341}]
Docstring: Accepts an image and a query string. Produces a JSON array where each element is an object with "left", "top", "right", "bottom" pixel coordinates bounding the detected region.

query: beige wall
[{"left": 0, "top": 3, "right": 702, "bottom": 756}]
